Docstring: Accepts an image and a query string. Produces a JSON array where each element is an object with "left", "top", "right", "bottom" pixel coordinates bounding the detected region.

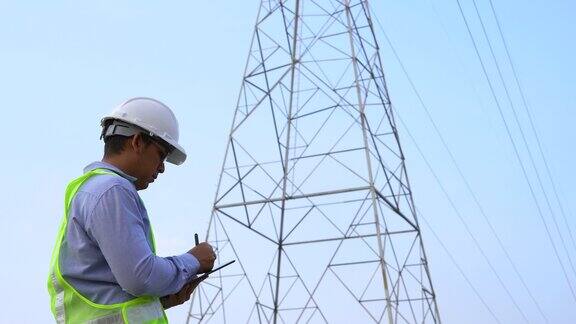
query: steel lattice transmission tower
[{"left": 187, "top": 0, "right": 440, "bottom": 323}]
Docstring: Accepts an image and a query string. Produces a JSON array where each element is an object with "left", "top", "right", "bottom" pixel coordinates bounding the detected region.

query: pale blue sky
[{"left": 0, "top": 1, "right": 574, "bottom": 323}]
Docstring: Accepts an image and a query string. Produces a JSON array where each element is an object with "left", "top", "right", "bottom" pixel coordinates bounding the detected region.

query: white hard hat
[{"left": 101, "top": 97, "right": 187, "bottom": 165}]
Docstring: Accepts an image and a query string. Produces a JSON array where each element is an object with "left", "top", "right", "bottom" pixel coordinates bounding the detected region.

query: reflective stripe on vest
[{"left": 47, "top": 169, "right": 168, "bottom": 324}]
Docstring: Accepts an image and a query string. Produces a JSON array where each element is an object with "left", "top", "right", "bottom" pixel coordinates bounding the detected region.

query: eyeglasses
[{"left": 150, "top": 137, "right": 171, "bottom": 162}]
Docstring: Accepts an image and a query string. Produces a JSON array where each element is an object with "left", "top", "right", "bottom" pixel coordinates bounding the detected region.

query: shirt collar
[{"left": 84, "top": 161, "right": 138, "bottom": 183}]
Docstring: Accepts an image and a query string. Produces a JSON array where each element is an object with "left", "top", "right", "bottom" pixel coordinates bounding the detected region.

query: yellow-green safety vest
[{"left": 47, "top": 169, "right": 168, "bottom": 323}]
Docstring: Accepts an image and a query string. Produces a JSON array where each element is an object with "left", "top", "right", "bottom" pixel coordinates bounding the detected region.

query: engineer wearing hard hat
[{"left": 47, "top": 97, "right": 215, "bottom": 323}]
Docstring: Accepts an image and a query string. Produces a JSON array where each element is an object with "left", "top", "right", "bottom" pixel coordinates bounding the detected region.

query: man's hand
[
  {"left": 188, "top": 242, "right": 216, "bottom": 273},
  {"left": 160, "top": 276, "right": 207, "bottom": 310}
]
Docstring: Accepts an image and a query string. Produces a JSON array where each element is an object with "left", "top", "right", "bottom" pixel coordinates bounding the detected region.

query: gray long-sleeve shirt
[{"left": 59, "top": 161, "right": 199, "bottom": 304}]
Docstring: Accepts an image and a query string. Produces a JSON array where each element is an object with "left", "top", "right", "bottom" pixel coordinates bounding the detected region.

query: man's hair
[
  {"left": 103, "top": 120, "right": 154, "bottom": 157},
  {"left": 104, "top": 134, "right": 155, "bottom": 157}
]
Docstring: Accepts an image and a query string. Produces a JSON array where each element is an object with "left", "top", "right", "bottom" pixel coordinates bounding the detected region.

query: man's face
[{"left": 133, "top": 136, "right": 169, "bottom": 190}]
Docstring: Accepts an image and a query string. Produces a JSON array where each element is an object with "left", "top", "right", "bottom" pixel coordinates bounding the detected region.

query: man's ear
[{"left": 129, "top": 134, "right": 145, "bottom": 154}]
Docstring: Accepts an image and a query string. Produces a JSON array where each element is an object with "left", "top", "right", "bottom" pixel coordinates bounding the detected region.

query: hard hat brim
[{"left": 165, "top": 141, "right": 187, "bottom": 165}]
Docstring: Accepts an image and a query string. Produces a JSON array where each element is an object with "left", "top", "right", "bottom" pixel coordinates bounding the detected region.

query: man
[{"left": 48, "top": 97, "right": 215, "bottom": 323}]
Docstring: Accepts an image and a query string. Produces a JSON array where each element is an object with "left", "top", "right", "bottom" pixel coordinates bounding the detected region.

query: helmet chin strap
[
  {"left": 100, "top": 120, "right": 149, "bottom": 140},
  {"left": 101, "top": 120, "right": 174, "bottom": 155}
]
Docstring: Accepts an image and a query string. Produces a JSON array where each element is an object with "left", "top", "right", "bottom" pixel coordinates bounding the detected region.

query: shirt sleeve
[{"left": 85, "top": 184, "right": 200, "bottom": 297}]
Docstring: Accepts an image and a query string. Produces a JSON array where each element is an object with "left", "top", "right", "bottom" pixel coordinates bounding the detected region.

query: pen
[{"left": 195, "top": 233, "right": 199, "bottom": 246}]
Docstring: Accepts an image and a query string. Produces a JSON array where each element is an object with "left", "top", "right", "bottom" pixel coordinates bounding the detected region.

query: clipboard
[{"left": 198, "top": 260, "right": 236, "bottom": 279}]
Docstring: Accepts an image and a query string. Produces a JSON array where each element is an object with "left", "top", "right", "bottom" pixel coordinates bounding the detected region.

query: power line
[
  {"left": 417, "top": 208, "right": 502, "bottom": 324},
  {"left": 470, "top": 0, "right": 576, "bottom": 285},
  {"left": 395, "top": 108, "right": 529, "bottom": 323},
  {"left": 428, "top": 1, "right": 551, "bottom": 321},
  {"left": 453, "top": 0, "right": 576, "bottom": 303},
  {"left": 424, "top": 0, "right": 493, "bottom": 128},
  {"left": 371, "top": 10, "right": 545, "bottom": 322},
  {"left": 487, "top": 0, "right": 576, "bottom": 261}
]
